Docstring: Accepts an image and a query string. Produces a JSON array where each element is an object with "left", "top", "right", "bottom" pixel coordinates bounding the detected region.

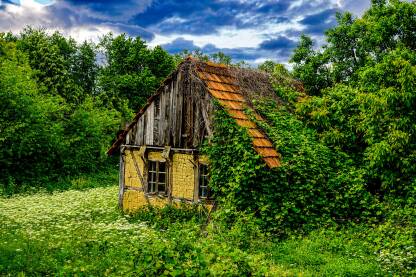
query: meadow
[{"left": 0, "top": 182, "right": 386, "bottom": 276}]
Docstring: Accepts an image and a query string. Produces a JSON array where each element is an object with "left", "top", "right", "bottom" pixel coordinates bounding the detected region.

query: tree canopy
[
  {"left": 291, "top": 0, "right": 416, "bottom": 199},
  {"left": 0, "top": 31, "right": 175, "bottom": 193}
]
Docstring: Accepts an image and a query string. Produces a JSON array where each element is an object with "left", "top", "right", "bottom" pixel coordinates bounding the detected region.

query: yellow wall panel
[
  {"left": 124, "top": 150, "right": 145, "bottom": 188},
  {"left": 123, "top": 190, "right": 148, "bottom": 213},
  {"left": 171, "top": 153, "right": 195, "bottom": 200},
  {"left": 148, "top": 151, "right": 166, "bottom": 162}
]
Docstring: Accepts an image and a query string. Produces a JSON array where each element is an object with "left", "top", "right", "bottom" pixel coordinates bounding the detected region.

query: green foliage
[
  {"left": 296, "top": 84, "right": 365, "bottom": 155},
  {"left": 98, "top": 33, "right": 175, "bottom": 117},
  {"left": 204, "top": 107, "right": 376, "bottom": 235},
  {"left": 293, "top": 2, "right": 416, "bottom": 198},
  {"left": 257, "top": 60, "right": 276, "bottom": 74},
  {"left": 367, "top": 202, "right": 416, "bottom": 274},
  {"left": 0, "top": 29, "right": 177, "bottom": 194},
  {"left": 128, "top": 203, "right": 209, "bottom": 230},
  {"left": 210, "top": 51, "right": 232, "bottom": 65},
  {"left": 0, "top": 38, "right": 64, "bottom": 192},
  {"left": 291, "top": 35, "right": 332, "bottom": 95},
  {"left": 173, "top": 49, "right": 242, "bottom": 68},
  {"left": 0, "top": 35, "right": 121, "bottom": 194},
  {"left": 172, "top": 49, "right": 210, "bottom": 66},
  {"left": 72, "top": 41, "right": 98, "bottom": 96},
  {"left": 292, "top": 1, "right": 416, "bottom": 93},
  {"left": 62, "top": 97, "right": 120, "bottom": 174},
  {"left": 270, "top": 227, "right": 383, "bottom": 276},
  {"left": 357, "top": 48, "right": 416, "bottom": 196},
  {"left": 16, "top": 28, "right": 84, "bottom": 104}
]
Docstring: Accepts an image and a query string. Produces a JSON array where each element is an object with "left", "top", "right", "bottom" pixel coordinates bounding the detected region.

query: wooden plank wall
[{"left": 126, "top": 68, "right": 213, "bottom": 149}]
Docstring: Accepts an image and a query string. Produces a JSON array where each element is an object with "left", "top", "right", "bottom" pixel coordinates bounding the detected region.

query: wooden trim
[
  {"left": 193, "top": 154, "right": 199, "bottom": 202},
  {"left": 121, "top": 144, "right": 197, "bottom": 153},
  {"left": 118, "top": 147, "right": 126, "bottom": 209},
  {"left": 129, "top": 149, "right": 148, "bottom": 193},
  {"left": 200, "top": 104, "right": 213, "bottom": 137}
]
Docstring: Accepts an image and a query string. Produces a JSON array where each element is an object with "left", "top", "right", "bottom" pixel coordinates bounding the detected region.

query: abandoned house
[{"left": 107, "top": 57, "right": 282, "bottom": 212}]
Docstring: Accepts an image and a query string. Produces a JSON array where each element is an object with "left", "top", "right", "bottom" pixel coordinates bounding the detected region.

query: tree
[
  {"left": 0, "top": 38, "right": 65, "bottom": 191},
  {"left": 292, "top": 0, "right": 416, "bottom": 198},
  {"left": 16, "top": 28, "right": 83, "bottom": 104},
  {"left": 258, "top": 60, "right": 277, "bottom": 74},
  {"left": 291, "top": 0, "right": 416, "bottom": 95},
  {"left": 98, "top": 34, "right": 175, "bottom": 117},
  {"left": 0, "top": 34, "right": 121, "bottom": 193},
  {"left": 72, "top": 41, "right": 98, "bottom": 97},
  {"left": 211, "top": 51, "right": 232, "bottom": 65},
  {"left": 290, "top": 35, "right": 332, "bottom": 96}
]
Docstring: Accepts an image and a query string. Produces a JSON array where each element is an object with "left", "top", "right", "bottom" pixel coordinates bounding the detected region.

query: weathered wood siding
[{"left": 125, "top": 68, "right": 213, "bottom": 149}]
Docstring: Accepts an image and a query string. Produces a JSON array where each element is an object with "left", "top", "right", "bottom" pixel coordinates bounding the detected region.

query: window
[
  {"left": 198, "top": 164, "right": 210, "bottom": 199},
  {"left": 147, "top": 161, "right": 167, "bottom": 194}
]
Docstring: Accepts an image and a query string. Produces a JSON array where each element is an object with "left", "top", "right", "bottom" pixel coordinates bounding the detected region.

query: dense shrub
[{"left": 0, "top": 37, "right": 120, "bottom": 194}]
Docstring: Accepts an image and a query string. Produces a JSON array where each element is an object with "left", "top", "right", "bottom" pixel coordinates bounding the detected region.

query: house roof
[{"left": 107, "top": 57, "right": 281, "bottom": 168}]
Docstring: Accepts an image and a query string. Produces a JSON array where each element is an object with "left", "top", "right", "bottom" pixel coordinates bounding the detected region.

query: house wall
[
  {"left": 125, "top": 66, "right": 214, "bottom": 150},
  {"left": 121, "top": 148, "right": 207, "bottom": 213}
]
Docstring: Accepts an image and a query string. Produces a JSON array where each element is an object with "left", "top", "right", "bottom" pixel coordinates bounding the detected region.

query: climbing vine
[{"left": 204, "top": 104, "right": 377, "bottom": 235}]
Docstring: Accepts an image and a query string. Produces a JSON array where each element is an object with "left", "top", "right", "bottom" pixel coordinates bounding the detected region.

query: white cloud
[
  {"left": 0, "top": 0, "right": 52, "bottom": 32},
  {"left": 338, "top": 0, "right": 371, "bottom": 15},
  {"left": 0, "top": 0, "right": 128, "bottom": 42}
]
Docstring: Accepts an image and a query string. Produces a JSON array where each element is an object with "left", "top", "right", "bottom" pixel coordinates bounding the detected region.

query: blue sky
[{"left": 0, "top": 0, "right": 372, "bottom": 64}]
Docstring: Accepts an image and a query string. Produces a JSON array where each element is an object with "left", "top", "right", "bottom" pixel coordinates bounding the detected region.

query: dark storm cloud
[
  {"left": 162, "top": 37, "right": 199, "bottom": 53},
  {"left": 130, "top": 0, "right": 296, "bottom": 35},
  {"left": 300, "top": 8, "right": 338, "bottom": 34},
  {"left": 161, "top": 37, "right": 290, "bottom": 64},
  {"left": 105, "top": 23, "right": 155, "bottom": 40},
  {"left": 63, "top": 0, "right": 152, "bottom": 21},
  {"left": 0, "top": 0, "right": 372, "bottom": 63},
  {"left": 259, "top": 36, "right": 297, "bottom": 50}
]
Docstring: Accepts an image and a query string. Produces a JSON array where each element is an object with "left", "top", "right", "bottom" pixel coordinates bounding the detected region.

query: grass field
[{"left": 0, "top": 186, "right": 385, "bottom": 276}]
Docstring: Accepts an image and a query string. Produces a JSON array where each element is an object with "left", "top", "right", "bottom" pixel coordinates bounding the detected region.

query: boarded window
[
  {"left": 147, "top": 160, "right": 166, "bottom": 194},
  {"left": 198, "top": 164, "right": 210, "bottom": 199}
]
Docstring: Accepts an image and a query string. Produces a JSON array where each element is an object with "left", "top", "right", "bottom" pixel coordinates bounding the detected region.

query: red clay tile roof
[{"left": 195, "top": 61, "right": 281, "bottom": 168}]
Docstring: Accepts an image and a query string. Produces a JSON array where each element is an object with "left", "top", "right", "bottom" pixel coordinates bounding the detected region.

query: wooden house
[{"left": 107, "top": 58, "right": 281, "bottom": 212}]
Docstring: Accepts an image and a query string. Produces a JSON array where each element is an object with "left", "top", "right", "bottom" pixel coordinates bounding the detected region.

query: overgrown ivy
[{"left": 204, "top": 104, "right": 377, "bottom": 235}]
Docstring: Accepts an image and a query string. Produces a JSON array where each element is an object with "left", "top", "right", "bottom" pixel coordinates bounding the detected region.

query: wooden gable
[{"left": 108, "top": 58, "right": 281, "bottom": 168}]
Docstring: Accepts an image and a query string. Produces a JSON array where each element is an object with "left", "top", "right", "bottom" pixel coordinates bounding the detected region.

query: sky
[{"left": 0, "top": 0, "right": 372, "bottom": 65}]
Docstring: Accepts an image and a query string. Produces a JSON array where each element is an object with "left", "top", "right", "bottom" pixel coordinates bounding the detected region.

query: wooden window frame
[
  {"left": 146, "top": 160, "right": 167, "bottom": 196},
  {"left": 197, "top": 163, "right": 211, "bottom": 200}
]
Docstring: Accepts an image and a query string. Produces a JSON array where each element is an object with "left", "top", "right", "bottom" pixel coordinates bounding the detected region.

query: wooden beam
[
  {"left": 121, "top": 144, "right": 197, "bottom": 153},
  {"left": 129, "top": 149, "right": 148, "bottom": 193},
  {"left": 201, "top": 103, "right": 213, "bottom": 137},
  {"left": 118, "top": 147, "right": 126, "bottom": 209}
]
